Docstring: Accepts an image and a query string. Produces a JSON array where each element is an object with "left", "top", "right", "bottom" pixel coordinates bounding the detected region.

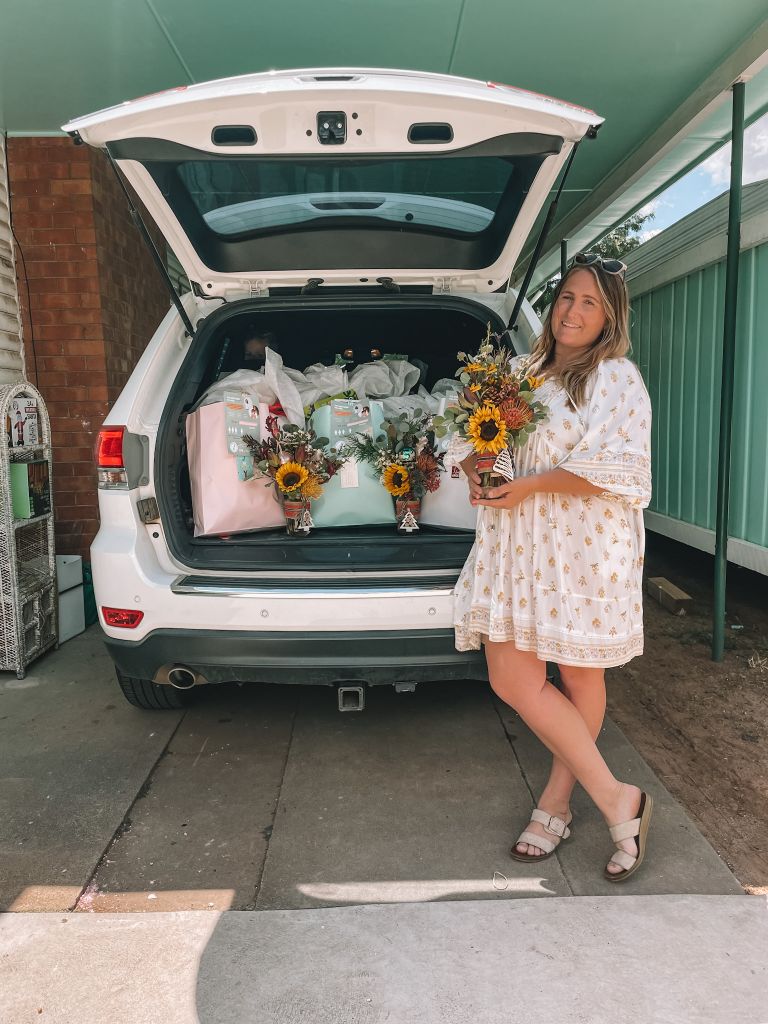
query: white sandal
[
  {"left": 510, "top": 808, "right": 572, "bottom": 863},
  {"left": 604, "top": 791, "right": 654, "bottom": 882}
]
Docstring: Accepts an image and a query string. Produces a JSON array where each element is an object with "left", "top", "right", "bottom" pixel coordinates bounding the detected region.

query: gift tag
[
  {"left": 339, "top": 459, "right": 360, "bottom": 489},
  {"left": 493, "top": 448, "right": 516, "bottom": 481},
  {"left": 236, "top": 455, "right": 255, "bottom": 481}
]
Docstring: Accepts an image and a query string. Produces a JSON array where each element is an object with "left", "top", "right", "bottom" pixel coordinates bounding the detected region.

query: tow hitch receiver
[{"left": 337, "top": 685, "right": 365, "bottom": 712}]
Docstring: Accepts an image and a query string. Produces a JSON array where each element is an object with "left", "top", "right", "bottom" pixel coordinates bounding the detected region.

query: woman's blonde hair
[{"left": 526, "top": 264, "right": 632, "bottom": 407}]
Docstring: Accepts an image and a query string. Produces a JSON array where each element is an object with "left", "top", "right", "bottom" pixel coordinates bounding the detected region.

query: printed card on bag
[
  {"left": 330, "top": 399, "right": 374, "bottom": 443},
  {"left": 223, "top": 390, "right": 260, "bottom": 457}
]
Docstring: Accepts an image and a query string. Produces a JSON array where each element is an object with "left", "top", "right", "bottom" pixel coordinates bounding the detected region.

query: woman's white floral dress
[{"left": 453, "top": 356, "right": 652, "bottom": 667}]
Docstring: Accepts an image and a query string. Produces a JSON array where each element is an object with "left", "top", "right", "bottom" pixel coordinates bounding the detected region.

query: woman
[{"left": 453, "top": 253, "right": 653, "bottom": 882}]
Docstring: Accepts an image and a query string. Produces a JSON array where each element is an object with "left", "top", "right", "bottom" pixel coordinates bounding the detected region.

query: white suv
[{"left": 64, "top": 68, "right": 602, "bottom": 709}]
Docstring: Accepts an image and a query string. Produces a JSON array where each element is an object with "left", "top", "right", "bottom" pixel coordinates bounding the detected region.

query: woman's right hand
[{"left": 460, "top": 453, "right": 484, "bottom": 502}]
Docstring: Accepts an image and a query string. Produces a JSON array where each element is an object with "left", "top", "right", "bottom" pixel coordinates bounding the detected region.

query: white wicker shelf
[{"left": 0, "top": 382, "right": 58, "bottom": 679}]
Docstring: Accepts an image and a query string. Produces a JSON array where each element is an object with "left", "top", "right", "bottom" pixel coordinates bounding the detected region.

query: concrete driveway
[
  {"left": 0, "top": 625, "right": 741, "bottom": 913},
  {"left": 2, "top": 626, "right": 765, "bottom": 1024}
]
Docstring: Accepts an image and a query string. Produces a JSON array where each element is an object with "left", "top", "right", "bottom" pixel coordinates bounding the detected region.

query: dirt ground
[{"left": 606, "top": 533, "right": 768, "bottom": 895}]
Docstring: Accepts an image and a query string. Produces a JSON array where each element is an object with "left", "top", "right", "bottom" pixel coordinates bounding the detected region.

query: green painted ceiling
[{"left": 2, "top": 0, "right": 767, "bottom": 276}]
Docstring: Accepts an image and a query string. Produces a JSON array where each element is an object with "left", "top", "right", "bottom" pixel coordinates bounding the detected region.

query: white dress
[{"left": 453, "top": 356, "right": 653, "bottom": 668}]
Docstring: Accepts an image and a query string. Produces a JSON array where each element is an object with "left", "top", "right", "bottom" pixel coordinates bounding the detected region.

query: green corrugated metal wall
[{"left": 630, "top": 242, "right": 768, "bottom": 550}]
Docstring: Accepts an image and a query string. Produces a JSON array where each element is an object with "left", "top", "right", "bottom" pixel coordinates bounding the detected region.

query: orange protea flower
[
  {"left": 467, "top": 405, "right": 508, "bottom": 454},
  {"left": 382, "top": 464, "right": 411, "bottom": 496},
  {"left": 499, "top": 397, "right": 534, "bottom": 431},
  {"left": 300, "top": 474, "right": 323, "bottom": 500},
  {"left": 416, "top": 451, "right": 441, "bottom": 492},
  {"left": 275, "top": 462, "right": 308, "bottom": 494}
]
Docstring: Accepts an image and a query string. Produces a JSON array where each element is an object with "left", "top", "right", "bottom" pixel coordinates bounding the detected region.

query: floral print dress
[{"left": 453, "top": 356, "right": 653, "bottom": 668}]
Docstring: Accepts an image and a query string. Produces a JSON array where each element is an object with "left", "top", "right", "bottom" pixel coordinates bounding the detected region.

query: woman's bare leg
[
  {"left": 486, "top": 640, "right": 641, "bottom": 872},
  {"left": 514, "top": 665, "right": 607, "bottom": 857}
]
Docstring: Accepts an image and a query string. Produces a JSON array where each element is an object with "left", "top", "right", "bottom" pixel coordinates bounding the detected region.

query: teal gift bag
[{"left": 311, "top": 400, "right": 396, "bottom": 528}]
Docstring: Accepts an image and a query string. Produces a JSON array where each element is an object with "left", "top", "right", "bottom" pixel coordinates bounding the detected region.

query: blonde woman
[{"left": 454, "top": 253, "right": 653, "bottom": 882}]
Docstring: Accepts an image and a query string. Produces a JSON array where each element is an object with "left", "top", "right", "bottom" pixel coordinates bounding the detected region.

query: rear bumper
[{"left": 104, "top": 627, "right": 488, "bottom": 686}]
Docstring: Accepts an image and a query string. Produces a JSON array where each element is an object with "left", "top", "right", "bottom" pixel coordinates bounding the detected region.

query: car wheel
[{"left": 115, "top": 668, "right": 191, "bottom": 710}]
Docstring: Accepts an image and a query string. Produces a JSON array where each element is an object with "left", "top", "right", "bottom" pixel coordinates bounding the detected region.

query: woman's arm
[{"left": 471, "top": 468, "right": 603, "bottom": 510}]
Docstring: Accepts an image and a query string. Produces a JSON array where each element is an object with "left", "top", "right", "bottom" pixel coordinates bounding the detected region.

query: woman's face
[{"left": 551, "top": 268, "right": 608, "bottom": 354}]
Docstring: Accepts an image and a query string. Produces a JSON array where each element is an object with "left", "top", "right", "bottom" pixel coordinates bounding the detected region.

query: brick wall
[
  {"left": 90, "top": 148, "right": 169, "bottom": 406},
  {"left": 7, "top": 137, "right": 168, "bottom": 559}
]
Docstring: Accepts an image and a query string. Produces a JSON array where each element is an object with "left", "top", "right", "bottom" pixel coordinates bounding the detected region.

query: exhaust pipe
[{"left": 167, "top": 665, "right": 198, "bottom": 690}]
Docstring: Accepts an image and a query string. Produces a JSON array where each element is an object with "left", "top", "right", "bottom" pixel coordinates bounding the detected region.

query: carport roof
[{"left": 1, "top": 2, "right": 767, "bottom": 287}]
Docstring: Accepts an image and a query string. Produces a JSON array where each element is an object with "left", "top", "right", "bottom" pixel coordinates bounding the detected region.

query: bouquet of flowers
[
  {"left": 244, "top": 417, "right": 345, "bottom": 534},
  {"left": 433, "top": 325, "right": 549, "bottom": 489},
  {"left": 341, "top": 410, "right": 444, "bottom": 532}
]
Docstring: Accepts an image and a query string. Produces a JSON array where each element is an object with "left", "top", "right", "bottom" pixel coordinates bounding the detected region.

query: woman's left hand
[{"left": 472, "top": 477, "right": 532, "bottom": 510}]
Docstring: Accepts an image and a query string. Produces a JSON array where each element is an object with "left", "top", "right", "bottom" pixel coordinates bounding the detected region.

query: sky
[{"left": 637, "top": 110, "right": 768, "bottom": 241}]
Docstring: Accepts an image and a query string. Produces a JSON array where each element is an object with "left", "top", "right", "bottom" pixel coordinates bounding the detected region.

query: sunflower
[
  {"left": 275, "top": 462, "right": 309, "bottom": 495},
  {"left": 382, "top": 463, "right": 411, "bottom": 497},
  {"left": 525, "top": 374, "right": 546, "bottom": 390},
  {"left": 467, "top": 405, "right": 508, "bottom": 454}
]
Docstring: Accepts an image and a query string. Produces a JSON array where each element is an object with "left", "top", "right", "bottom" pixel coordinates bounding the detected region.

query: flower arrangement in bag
[
  {"left": 341, "top": 410, "right": 444, "bottom": 502},
  {"left": 243, "top": 418, "right": 345, "bottom": 502},
  {"left": 433, "top": 324, "right": 549, "bottom": 486}
]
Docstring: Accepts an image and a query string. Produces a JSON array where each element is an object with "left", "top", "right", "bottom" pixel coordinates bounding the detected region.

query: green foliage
[{"left": 533, "top": 208, "right": 656, "bottom": 315}]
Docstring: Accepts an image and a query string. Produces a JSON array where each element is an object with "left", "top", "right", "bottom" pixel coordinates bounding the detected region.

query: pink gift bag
[{"left": 185, "top": 401, "right": 284, "bottom": 537}]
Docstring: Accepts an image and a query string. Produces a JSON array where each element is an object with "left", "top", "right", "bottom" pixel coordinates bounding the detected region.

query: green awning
[{"left": 1, "top": 1, "right": 766, "bottom": 280}]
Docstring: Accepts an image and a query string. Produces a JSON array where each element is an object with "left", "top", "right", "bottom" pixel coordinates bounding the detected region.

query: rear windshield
[
  {"left": 115, "top": 134, "right": 562, "bottom": 273},
  {"left": 176, "top": 155, "right": 530, "bottom": 237}
]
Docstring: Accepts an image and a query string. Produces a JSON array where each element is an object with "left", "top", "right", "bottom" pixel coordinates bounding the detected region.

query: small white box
[
  {"left": 56, "top": 555, "right": 83, "bottom": 594},
  {"left": 58, "top": 584, "right": 85, "bottom": 643},
  {"left": 7, "top": 397, "right": 39, "bottom": 447}
]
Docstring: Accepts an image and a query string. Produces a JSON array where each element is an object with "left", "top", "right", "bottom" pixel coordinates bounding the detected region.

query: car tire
[{"left": 115, "top": 668, "right": 191, "bottom": 710}]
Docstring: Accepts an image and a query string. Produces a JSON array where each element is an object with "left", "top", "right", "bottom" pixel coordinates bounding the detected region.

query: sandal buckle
[{"left": 545, "top": 815, "right": 567, "bottom": 838}]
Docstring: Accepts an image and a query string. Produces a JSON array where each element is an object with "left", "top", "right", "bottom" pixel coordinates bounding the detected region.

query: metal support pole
[
  {"left": 560, "top": 239, "right": 569, "bottom": 279},
  {"left": 712, "top": 80, "right": 745, "bottom": 662}
]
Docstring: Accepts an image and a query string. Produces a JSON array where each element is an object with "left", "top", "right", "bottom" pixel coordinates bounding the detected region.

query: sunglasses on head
[{"left": 571, "top": 252, "right": 627, "bottom": 276}]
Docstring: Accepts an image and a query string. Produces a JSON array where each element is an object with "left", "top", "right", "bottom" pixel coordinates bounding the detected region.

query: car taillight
[
  {"left": 95, "top": 427, "right": 128, "bottom": 489},
  {"left": 102, "top": 607, "right": 144, "bottom": 629}
]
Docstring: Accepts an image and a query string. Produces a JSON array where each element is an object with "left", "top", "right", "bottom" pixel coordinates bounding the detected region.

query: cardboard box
[
  {"left": 6, "top": 397, "right": 39, "bottom": 448},
  {"left": 10, "top": 460, "right": 51, "bottom": 519}
]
